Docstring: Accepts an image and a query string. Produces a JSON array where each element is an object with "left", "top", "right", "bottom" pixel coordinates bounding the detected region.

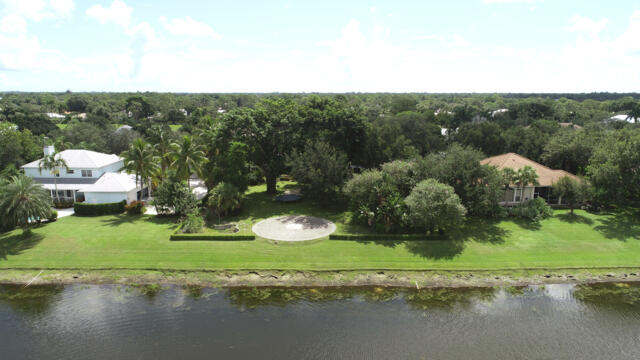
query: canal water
[{"left": 1, "top": 283, "right": 640, "bottom": 359}]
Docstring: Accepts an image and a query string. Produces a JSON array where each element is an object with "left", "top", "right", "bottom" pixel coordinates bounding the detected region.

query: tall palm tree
[
  {"left": 169, "top": 135, "right": 208, "bottom": 190},
  {"left": 152, "top": 127, "right": 173, "bottom": 181},
  {"left": 38, "top": 151, "right": 69, "bottom": 202},
  {"left": 514, "top": 165, "right": 539, "bottom": 203},
  {"left": 0, "top": 175, "right": 52, "bottom": 234},
  {"left": 121, "top": 138, "right": 158, "bottom": 197}
]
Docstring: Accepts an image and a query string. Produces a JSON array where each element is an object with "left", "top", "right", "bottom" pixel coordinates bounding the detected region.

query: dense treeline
[{"left": 2, "top": 92, "right": 640, "bottom": 224}]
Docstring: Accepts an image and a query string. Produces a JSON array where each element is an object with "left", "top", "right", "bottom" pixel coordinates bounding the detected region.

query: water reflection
[
  {"left": 0, "top": 284, "right": 63, "bottom": 316},
  {"left": 1, "top": 282, "right": 640, "bottom": 360}
]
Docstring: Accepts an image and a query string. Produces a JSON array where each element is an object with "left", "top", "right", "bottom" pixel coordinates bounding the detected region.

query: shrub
[
  {"left": 152, "top": 175, "right": 197, "bottom": 216},
  {"left": 404, "top": 179, "right": 467, "bottom": 233},
  {"left": 345, "top": 170, "right": 408, "bottom": 233},
  {"left": 380, "top": 160, "right": 418, "bottom": 196},
  {"left": 47, "top": 210, "right": 58, "bottom": 222},
  {"left": 53, "top": 200, "right": 74, "bottom": 209},
  {"left": 343, "top": 169, "right": 385, "bottom": 210},
  {"left": 206, "top": 182, "right": 242, "bottom": 223},
  {"left": 74, "top": 200, "right": 125, "bottom": 216},
  {"left": 508, "top": 198, "right": 553, "bottom": 221},
  {"left": 414, "top": 144, "right": 503, "bottom": 216},
  {"left": 125, "top": 200, "right": 147, "bottom": 215},
  {"left": 181, "top": 210, "right": 204, "bottom": 234}
]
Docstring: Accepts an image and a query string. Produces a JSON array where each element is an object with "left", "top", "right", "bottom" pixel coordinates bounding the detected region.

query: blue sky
[{"left": 0, "top": 0, "right": 639, "bottom": 92}]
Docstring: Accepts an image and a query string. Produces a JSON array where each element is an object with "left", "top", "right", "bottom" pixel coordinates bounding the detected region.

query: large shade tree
[
  {"left": 0, "top": 175, "right": 52, "bottom": 233},
  {"left": 216, "top": 98, "right": 303, "bottom": 194}
]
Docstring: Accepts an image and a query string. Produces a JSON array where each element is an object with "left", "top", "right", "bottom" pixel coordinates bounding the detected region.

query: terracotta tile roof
[{"left": 480, "top": 153, "right": 581, "bottom": 187}]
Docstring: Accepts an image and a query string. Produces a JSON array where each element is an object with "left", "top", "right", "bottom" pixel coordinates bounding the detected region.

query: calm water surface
[{"left": 1, "top": 283, "right": 640, "bottom": 359}]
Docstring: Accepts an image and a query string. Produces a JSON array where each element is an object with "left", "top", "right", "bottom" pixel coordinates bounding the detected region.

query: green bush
[
  {"left": 125, "top": 200, "right": 147, "bottom": 215},
  {"left": 152, "top": 175, "right": 197, "bottom": 216},
  {"left": 508, "top": 198, "right": 553, "bottom": 221},
  {"left": 53, "top": 200, "right": 74, "bottom": 209},
  {"left": 74, "top": 200, "right": 125, "bottom": 216},
  {"left": 181, "top": 210, "right": 204, "bottom": 234},
  {"left": 47, "top": 210, "right": 58, "bottom": 222},
  {"left": 404, "top": 179, "right": 466, "bottom": 233},
  {"left": 207, "top": 182, "right": 242, "bottom": 223}
]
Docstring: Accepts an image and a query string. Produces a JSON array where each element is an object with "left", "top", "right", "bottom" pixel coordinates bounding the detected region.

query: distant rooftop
[
  {"left": 481, "top": 152, "right": 581, "bottom": 187},
  {"left": 22, "top": 149, "right": 122, "bottom": 169}
]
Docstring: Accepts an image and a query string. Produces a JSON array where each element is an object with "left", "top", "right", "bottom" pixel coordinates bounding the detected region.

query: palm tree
[
  {"left": 38, "top": 151, "right": 69, "bottom": 202},
  {"left": 514, "top": 165, "right": 539, "bottom": 203},
  {"left": 121, "top": 138, "right": 158, "bottom": 197},
  {"left": 0, "top": 175, "right": 52, "bottom": 234},
  {"left": 169, "top": 135, "right": 208, "bottom": 190},
  {"left": 627, "top": 103, "right": 640, "bottom": 124},
  {"left": 152, "top": 127, "right": 173, "bottom": 181}
]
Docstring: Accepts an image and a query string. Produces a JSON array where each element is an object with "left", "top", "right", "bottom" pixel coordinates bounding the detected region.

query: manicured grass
[{"left": 1, "top": 182, "right": 640, "bottom": 271}]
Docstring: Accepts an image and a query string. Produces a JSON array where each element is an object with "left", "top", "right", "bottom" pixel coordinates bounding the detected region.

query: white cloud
[
  {"left": 86, "top": 0, "right": 132, "bottom": 28},
  {"left": 0, "top": 14, "right": 27, "bottom": 33},
  {"left": 483, "top": 0, "right": 539, "bottom": 3},
  {"left": 50, "top": 0, "right": 74, "bottom": 17},
  {"left": 160, "top": 16, "right": 221, "bottom": 39},
  {"left": 566, "top": 15, "right": 609, "bottom": 38},
  {"left": 0, "top": 0, "right": 73, "bottom": 22}
]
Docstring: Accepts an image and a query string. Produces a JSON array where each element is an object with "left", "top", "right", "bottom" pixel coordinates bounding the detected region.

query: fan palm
[
  {"left": 0, "top": 175, "right": 52, "bottom": 233},
  {"left": 514, "top": 166, "right": 539, "bottom": 203},
  {"left": 38, "top": 151, "right": 69, "bottom": 202},
  {"left": 169, "top": 135, "right": 208, "bottom": 190},
  {"left": 121, "top": 138, "right": 158, "bottom": 196}
]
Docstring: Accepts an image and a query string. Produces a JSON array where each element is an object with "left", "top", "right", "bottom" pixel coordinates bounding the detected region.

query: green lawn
[{"left": 1, "top": 182, "right": 640, "bottom": 271}]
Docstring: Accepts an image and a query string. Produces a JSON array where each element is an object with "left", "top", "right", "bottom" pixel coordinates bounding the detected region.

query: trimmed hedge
[
  {"left": 329, "top": 234, "right": 433, "bottom": 241},
  {"left": 74, "top": 200, "right": 126, "bottom": 216},
  {"left": 170, "top": 234, "right": 255, "bottom": 241},
  {"left": 169, "top": 224, "right": 255, "bottom": 241}
]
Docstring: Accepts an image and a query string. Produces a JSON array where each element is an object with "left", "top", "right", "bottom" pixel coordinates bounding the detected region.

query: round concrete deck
[{"left": 252, "top": 215, "right": 336, "bottom": 241}]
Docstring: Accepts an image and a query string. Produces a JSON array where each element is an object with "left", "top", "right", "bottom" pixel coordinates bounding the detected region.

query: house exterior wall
[
  {"left": 83, "top": 192, "right": 128, "bottom": 204},
  {"left": 83, "top": 189, "right": 139, "bottom": 204},
  {"left": 24, "top": 160, "right": 123, "bottom": 179}
]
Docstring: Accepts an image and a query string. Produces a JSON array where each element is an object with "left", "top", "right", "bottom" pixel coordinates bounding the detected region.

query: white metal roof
[
  {"left": 22, "top": 149, "right": 122, "bottom": 169},
  {"left": 78, "top": 172, "right": 140, "bottom": 193},
  {"left": 41, "top": 183, "right": 85, "bottom": 191}
]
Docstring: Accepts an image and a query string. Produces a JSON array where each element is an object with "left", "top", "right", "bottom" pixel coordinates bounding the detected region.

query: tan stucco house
[{"left": 481, "top": 153, "right": 582, "bottom": 205}]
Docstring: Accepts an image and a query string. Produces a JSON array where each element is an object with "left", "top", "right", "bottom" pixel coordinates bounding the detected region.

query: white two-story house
[{"left": 21, "top": 146, "right": 148, "bottom": 204}]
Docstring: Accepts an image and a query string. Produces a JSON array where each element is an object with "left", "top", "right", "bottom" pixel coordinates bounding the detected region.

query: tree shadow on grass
[
  {"left": 594, "top": 209, "right": 640, "bottom": 241},
  {"left": 99, "top": 214, "right": 140, "bottom": 227},
  {"left": 353, "top": 218, "right": 510, "bottom": 260},
  {"left": 100, "top": 214, "right": 179, "bottom": 230},
  {"left": 511, "top": 218, "right": 542, "bottom": 231},
  {"left": 0, "top": 232, "right": 44, "bottom": 260},
  {"left": 556, "top": 213, "right": 594, "bottom": 225}
]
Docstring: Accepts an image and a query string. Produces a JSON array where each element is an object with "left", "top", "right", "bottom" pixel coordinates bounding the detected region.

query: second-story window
[
  {"left": 67, "top": 169, "right": 74, "bottom": 174},
  {"left": 81, "top": 170, "right": 93, "bottom": 177}
]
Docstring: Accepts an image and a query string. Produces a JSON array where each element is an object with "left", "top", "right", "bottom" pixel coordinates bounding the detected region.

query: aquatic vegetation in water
[
  {"left": 0, "top": 284, "right": 63, "bottom": 316},
  {"left": 574, "top": 282, "right": 640, "bottom": 310}
]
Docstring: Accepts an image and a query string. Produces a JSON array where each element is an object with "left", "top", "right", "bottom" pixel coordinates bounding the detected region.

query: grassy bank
[{"left": 1, "top": 183, "right": 640, "bottom": 272}]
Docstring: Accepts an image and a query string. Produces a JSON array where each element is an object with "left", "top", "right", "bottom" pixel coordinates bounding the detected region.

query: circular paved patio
[{"left": 252, "top": 215, "right": 336, "bottom": 241}]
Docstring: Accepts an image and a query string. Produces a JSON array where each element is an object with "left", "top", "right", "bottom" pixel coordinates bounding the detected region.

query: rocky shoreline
[{"left": 1, "top": 268, "right": 639, "bottom": 288}]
